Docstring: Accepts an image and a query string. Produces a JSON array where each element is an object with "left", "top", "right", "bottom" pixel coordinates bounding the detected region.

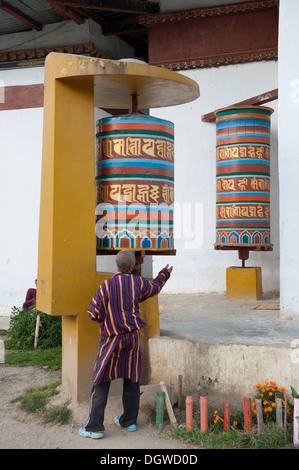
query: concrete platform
[
  {"left": 158, "top": 292, "right": 298, "bottom": 347},
  {"left": 148, "top": 293, "right": 299, "bottom": 409}
]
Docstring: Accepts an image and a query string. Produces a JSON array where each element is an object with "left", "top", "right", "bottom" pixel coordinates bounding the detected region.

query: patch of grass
[
  {"left": 4, "top": 346, "right": 61, "bottom": 370},
  {"left": 0, "top": 329, "right": 7, "bottom": 336},
  {"left": 11, "top": 381, "right": 71, "bottom": 425},
  {"left": 42, "top": 405, "right": 72, "bottom": 425},
  {"left": 167, "top": 423, "right": 294, "bottom": 449}
]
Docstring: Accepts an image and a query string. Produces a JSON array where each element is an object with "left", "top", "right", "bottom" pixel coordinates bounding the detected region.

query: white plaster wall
[
  {"left": 0, "top": 67, "right": 44, "bottom": 315},
  {"left": 152, "top": 61, "right": 279, "bottom": 294},
  {"left": 278, "top": 0, "right": 299, "bottom": 316},
  {"left": 0, "top": 59, "right": 279, "bottom": 315}
]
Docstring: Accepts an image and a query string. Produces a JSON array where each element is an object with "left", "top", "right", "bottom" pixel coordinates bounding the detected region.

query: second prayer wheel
[
  {"left": 95, "top": 114, "right": 174, "bottom": 251},
  {"left": 214, "top": 105, "right": 274, "bottom": 257}
]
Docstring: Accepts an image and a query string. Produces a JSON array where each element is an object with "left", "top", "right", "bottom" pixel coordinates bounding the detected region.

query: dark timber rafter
[
  {"left": 0, "top": 0, "right": 42, "bottom": 30},
  {"left": 45, "top": 0, "right": 85, "bottom": 24},
  {"left": 54, "top": 0, "right": 159, "bottom": 15}
]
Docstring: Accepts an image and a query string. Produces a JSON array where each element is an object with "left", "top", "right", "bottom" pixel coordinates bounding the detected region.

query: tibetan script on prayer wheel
[
  {"left": 95, "top": 114, "right": 174, "bottom": 251},
  {"left": 214, "top": 105, "right": 274, "bottom": 256}
]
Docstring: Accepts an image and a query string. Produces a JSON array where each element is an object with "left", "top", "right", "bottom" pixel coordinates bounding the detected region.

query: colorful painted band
[
  {"left": 96, "top": 115, "right": 175, "bottom": 250},
  {"left": 216, "top": 229, "right": 270, "bottom": 246},
  {"left": 215, "top": 106, "right": 273, "bottom": 248}
]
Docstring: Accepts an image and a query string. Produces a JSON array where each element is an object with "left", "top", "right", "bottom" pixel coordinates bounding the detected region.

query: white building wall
[
  {"left": 0, "top": 58, "right": 279, "bottom": 314},
  {"left": 278, "top": 0, "right": 299, "bottom": 317},
  {"left": 0, "top": 67, "right": 44, "bottom": 315},
  {"left": 152, "top": 60, "right": 279, "bottom": 294}
]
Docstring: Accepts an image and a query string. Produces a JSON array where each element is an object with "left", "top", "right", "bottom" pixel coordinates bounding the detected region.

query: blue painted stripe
[
  {"left": 216, "top": 174, "right": 270, "bottom": 179},
  {"left": 96, "top": 159, "right": 174, "bottom": 169},
  {"left": 96, "top": 175, "right": 173, "bottom": 182},
  {"left": 216, "top": 201, "right": 269, "bottom": 205},
  {"left": 217, "top": 218, "right": 270, "bottom": 223},
  {"left": 97, "top": 221, "right": 173, "bottom": 227},
  {"left": 216, "top": 159, "right": 270, "bottom": 166},
  {"left": 97, "top": 204, "right": 173, "bottom": 212},
  {"left": 216, "top": 191, "right": 270, "bottom": 197},
  {"left": 97, "top": 116, "right": 174, "bottom": 128},
  {"left": 97, "top": 132, "right": 174, "bottom": 141},
  {"left": 216, "top": 133, "right": 270, "bottom": 142},
  {"left": 216, "top": 118, "right": 270, "bottom": 129}
]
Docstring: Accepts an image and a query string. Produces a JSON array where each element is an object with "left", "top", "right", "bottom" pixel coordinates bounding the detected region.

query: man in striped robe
[{"left": 79, "top": 249, "right": 172, "bottom": 439}]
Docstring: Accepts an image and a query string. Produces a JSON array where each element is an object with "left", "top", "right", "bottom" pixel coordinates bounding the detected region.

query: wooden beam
[
  {"left": 201, "top": 88, "right": 278, "bottom": 122},
  {"left": 0, "top": 0, "right": 42, "bottom": 30},
  {"left": 55, "top": 0, "right": 159, "bottom": 14},
  {"left": 45, "top": 0, "right": 84, "bottom": 24}
]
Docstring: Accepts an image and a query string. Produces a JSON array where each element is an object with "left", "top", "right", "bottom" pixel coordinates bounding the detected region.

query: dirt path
[{"left": 0, "top": 364, "right": 198, "bottom": 452}]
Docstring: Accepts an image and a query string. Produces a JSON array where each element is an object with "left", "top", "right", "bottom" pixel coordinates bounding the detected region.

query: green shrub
[{"left": 5, "top": 303, "right": 61, "bottom": 350}]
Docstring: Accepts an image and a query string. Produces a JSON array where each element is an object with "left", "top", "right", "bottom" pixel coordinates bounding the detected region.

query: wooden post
[
  {"left": 243, "top": 398, "right": 249, "bottom": 431},
  {"left": 200, "top": 396, "right": 208, "bottom": 433},
  {"left": 276, "top": 398, "right": 283, "bottom": 426},
  {"left": 186, "top": 396, "right": 193, "bottom": 431},
  {"left": 34, "top": 313, "right": 40, "bottom": 349},
  {"left": 284, "top": 395, "right": 288, "bottom": 439},
  {"left": 223, "top": 404, "right": 230, "bottom": 431},
  {"left": 243, "top": 397, "right": 252, "bottom": 431},
  {"left": 178, "top": 375, "right": 183, "bottom": 410},
  {"left": 156, "top": 391, "right": 165, "bottom": 432},
  {"left": 160, "top": 381, "right": 177, "bottom": 427},
  {"left": 248, "top": 397, "right": 252, "bottom": 430},
  {"left": 293, "top": 399, "right": 299, "bottom": 447},
  {"left": 255, "top": 399, "right": 263, "bottom": 434},
  {"left": 170, "top": 383, "right": 174, "bottom": 405}
]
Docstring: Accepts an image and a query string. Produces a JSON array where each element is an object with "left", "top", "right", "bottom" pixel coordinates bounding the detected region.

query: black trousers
[{"left": 85, "top": 378, "right": 140, "bottom": 432}]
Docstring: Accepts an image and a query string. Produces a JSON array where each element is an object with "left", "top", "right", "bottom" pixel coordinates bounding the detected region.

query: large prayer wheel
[
  {"left": 95, "top": 114, "right": 174, "bottom": 251},
  {"left": 214, "top": 105, "right": 274, "bottom": 259}
]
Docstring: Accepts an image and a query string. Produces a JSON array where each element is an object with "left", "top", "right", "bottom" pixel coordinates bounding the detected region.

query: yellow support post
[{"left": 36, "top": 53, "right": 199, "bottom": 402}]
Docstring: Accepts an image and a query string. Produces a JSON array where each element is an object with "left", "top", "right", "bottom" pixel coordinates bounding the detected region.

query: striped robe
[{"left": 88, "top": 268, "right": 170, "bottom": 384}]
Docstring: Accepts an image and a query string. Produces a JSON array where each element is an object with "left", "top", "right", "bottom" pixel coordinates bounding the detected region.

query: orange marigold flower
[
  {"left": 265, "top": 382, "right": 269, "bottom": 385},
  {"left": 268, "top": 407, "right": 273, "bottom": 412},
  {"left": 253, "top": 410, "right": 257, "bottom": 415},
  {"left": 260, "top": 394, "right": 264, "bottom": 397},
  {"left": 281, "top": 387, "right": 285, "bottom": 391},
  {"left": 214, "top": 410, "right": 218, "bottom": 415},
  {"left": 264, "top": 408, "right": 268, "bottom": 412},
  {"left": 269, "top": 392, "right": 273, "bottom": 396},
  {"left": 266, "top": 387, "right": 270, "bottom": 391},
  {"left": 233, "top": 421, "right": 237, "bottom": 426},
  {"left": 256, "top": 383, "right": 261, "bottom": 388},
  {"left": 263, "top": 401, "right": 269, "bottom": 405},
  {"left": 214, "top": 419, "right": 217, "bottom": 424},
  {"left": 252, "top": 402, "right": 256, "bottom": 407},
  {"left": 270, "top": 381, "right": 276, "bottom": 385},
  {"left": 261, "top": 389, "right": 266, "bottom": 392}
]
